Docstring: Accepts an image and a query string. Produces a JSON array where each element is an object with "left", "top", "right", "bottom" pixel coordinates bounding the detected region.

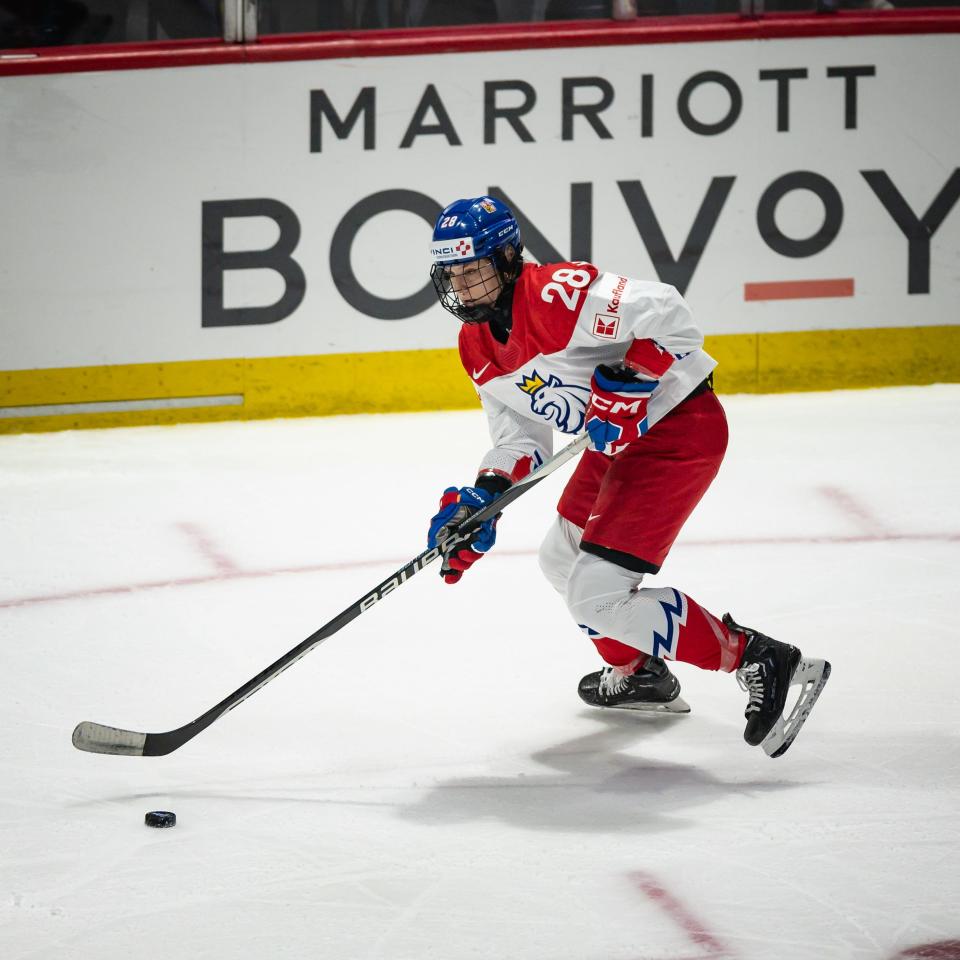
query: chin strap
[{"left": 480, "top": 275, "right": 518, "bottom": 338}]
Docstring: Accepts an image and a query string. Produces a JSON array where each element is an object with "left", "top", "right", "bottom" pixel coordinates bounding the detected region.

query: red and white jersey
[{"left": 459, "top": 261, "right": 717, "bottom": 482}]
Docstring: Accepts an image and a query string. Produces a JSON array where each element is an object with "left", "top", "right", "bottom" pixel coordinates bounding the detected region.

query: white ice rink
[{"left": 2, "top": 385, "right": 959, "bottom": 960}]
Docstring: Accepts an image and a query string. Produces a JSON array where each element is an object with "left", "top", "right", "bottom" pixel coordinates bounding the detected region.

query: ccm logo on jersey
[
  {"left": 430, "top": 238, "right": 476, "bottom": 262},
  {"left": 593, "top": 313, "right": 620, "bottom": 339}
]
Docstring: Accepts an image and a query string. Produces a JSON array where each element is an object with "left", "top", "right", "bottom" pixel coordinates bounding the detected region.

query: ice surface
[{"left": 2, "top": 385, "right": 959, "bottom": 960}]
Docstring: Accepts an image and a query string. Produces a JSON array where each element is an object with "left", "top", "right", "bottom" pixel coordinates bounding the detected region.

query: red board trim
[
  {"left": 744, "top": 278, "right": 856, "bottom": 301},
  {"left": 1, "top": 10, "right": 959, "bottom": 77}
]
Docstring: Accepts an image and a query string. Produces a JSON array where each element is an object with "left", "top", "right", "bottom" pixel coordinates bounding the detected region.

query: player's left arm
[
  {"left": 577, "top": 277, "right": 705, "bottom": 455},
  {"left": 585, "top": 277, "right": 703, "bottom": 370}
]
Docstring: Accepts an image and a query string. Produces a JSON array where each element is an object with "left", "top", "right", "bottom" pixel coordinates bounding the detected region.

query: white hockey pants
[{"left": 538, "top": 514, "right": 683, "bottom": 659}]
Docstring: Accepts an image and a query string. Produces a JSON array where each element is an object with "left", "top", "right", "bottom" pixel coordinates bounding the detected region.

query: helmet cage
[{"left": 431, "top": 245, "right": 522, "bottom": 325}]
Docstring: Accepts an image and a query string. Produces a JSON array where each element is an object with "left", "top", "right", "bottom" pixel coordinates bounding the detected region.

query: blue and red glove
[
  {"left": 427, "top": 479, "right": 507, "bottom": 584},
  {"left": 584, "top": 363, "right": 658, "bottom": 456}
]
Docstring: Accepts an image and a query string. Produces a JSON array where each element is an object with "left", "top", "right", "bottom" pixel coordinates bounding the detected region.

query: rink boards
[
  {"left": 1, "top": 18, "right": 959, "bottom": 432},
  {"left": 3, "top": 325, "right": 960, "bottom": 433}
]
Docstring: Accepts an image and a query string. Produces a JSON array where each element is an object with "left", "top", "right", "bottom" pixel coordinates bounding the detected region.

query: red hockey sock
[
  {"left": 591, "top": 636, "right": 649, "bottom": 669},
  {"left": 579, "top": 590, "right": 745, "bottom": 673},
  {"left": 674, "top": 595, "right": 745, "bottom": 672}
]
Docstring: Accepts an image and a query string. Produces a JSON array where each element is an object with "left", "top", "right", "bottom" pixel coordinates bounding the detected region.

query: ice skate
[
  {"left": 578, "top": 656, "right": 690, "bottom": 714},
  {"left": 725, "top": 614, "right": 831, "bottom": 758}
]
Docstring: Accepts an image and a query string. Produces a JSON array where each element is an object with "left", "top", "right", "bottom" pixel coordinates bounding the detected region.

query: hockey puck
[{"left": 144, "top": 810, "right": 176, "bottom": 828}]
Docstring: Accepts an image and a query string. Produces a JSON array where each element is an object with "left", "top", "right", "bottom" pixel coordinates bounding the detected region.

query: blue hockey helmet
[{"left": 429, "top": 196, "right": 523, "bottom": 324}]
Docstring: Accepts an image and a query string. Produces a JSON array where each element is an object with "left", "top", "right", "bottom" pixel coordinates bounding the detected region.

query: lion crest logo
[{"left": 516, "top": 370, "right": 590, "bottom": 434}]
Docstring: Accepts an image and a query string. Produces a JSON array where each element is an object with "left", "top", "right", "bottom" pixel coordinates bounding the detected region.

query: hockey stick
[{"left": 72, "top": 431, "right": 592, "bottom": 757}]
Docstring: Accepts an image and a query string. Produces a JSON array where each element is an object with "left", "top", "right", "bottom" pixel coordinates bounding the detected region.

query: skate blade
[
  {"left": 590, "top": 695, "right": 691, "bottom": 715},
  {"left": 762, "top": 658, "right": 831, "bottom": 758}
]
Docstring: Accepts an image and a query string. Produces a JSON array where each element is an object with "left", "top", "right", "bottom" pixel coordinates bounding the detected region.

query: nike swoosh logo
[
  {"left": 587, "top": 513, "right": 602, "bottom": 523},
  {"left": 472, "top": 362, "right": 491, "bottom": 380}
]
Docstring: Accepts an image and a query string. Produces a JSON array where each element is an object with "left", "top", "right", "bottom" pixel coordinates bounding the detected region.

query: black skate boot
[
  {"left": 578, "top": 657, "right": 690, "bottom": 714},
  {"left": 724, "top": 613, "right": 831, "bottom": 758}
]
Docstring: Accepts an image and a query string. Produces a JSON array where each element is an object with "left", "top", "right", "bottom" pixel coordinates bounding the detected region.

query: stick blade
[{"left": 72, "top": 721, "right": 148, "bottom": 756}]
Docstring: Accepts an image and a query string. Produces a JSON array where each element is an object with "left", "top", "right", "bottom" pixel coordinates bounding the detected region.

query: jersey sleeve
[
  {"left": 476, "top": 390, "right": 554, "bottom": 483},
  {"left": 572, "top": 272, "right": 704, "bottom": 371}
]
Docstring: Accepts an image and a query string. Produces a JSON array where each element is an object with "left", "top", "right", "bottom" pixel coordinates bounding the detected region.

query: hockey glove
[
  {"left": 585, "top": 363, "right": 658, "bottom": 456},
  {"left": 427, "top": 483, "right": 503, "bottom": 584}
]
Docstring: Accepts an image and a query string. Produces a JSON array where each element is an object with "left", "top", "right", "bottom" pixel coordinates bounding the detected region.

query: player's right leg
[
  {"left": 565, "top": 552, "right": 830, "bottom": 756},
  {"left": 538, "top": 516, "right": 686, "bottom": 713},
  {"left": 576, "top": 653, "right": 687, "bottom": 712}
]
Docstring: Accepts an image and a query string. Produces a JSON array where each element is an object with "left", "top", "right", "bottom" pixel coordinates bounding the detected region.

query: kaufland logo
[
  {"left": 606, "top": 275, "right": 628, "bottom": 314},
  {"left": 593, "top": 313, "right": 620, "bottom": 339},
  {"left": 430, "top": 237, "right": 476, "bottom": 262}
]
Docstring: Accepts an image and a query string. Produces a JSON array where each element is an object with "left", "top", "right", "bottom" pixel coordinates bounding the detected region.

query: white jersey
[{"left": 458, "top": 261, "right": 717, "bottom": 482}]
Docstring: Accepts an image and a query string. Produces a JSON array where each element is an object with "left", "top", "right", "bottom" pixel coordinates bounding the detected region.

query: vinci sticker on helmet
[{"left": 430, "top": 237, "right": 476, "bottom": 263}]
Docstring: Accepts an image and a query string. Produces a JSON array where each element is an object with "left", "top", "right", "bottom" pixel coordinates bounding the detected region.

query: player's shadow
[{"left": 397, "top": 711, "right": 796, "bottom": 835}]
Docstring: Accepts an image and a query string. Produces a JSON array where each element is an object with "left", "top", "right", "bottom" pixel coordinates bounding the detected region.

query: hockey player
[{"left": 426, "top": 196, "right": 830, "bottom": 757}]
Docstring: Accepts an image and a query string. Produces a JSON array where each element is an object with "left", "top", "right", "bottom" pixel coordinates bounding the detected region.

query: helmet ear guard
[{"left": 492, "top": 242, "right": 523, "bottom": 282}]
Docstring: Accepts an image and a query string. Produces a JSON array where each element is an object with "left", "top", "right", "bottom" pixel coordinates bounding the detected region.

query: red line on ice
[
  {"left": 1, "top": 531, "right": 958, "bottom": 610},
  {"left": 817, "top": 486, "right": 894, "bottom": 538},
  {"left": 176, "top": 521, "right": 240, "bottom": 574},
  {"left": 631, "top": 871, "right": 732, "bottom": 958}
]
